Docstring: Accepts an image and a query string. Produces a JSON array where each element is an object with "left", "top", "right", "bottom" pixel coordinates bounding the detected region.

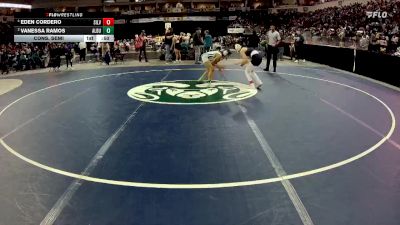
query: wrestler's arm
[
  {"left": 211, "top": 55, "right": 225, "bottom": 71},
  {"left": 237, "top": 49, "right": 249, "bottom": 66}
]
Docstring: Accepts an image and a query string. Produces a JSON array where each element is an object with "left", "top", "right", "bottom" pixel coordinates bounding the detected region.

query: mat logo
[{"left": 127, "top": 80, "right": 257, "bottom": 105}]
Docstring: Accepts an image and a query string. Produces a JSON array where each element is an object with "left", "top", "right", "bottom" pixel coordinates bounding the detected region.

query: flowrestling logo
[
  {"left": 46, "top": 13, "right": 83, "bottom": 18},
  {"left": 366, "top": 11, "right": 388, "bottom": 19},
  {"left": 127, "top": 80, "right": 257, "bottom": 105}
]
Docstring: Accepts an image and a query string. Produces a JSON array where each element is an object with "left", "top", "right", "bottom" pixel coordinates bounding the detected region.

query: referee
[{"left": 264, "top": 25, "right": 281, "bottom": 72}]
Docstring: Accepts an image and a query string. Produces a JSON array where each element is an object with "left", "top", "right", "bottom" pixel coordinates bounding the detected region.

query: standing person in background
[
  {"left": 204, "top": 30, "right": 213, "bottom": 52},
  {"left": 379, "top": 34, "right": 388, "bottom": 53},
  {"left": 289, "top": 32, "right": 296, "bottom": 60},
  {"left": 173, "top": 33, "right": 183, "bottom": 63},
  {"left": 89, "top": 43, "right": 96, "bottom": 62},
  {"left": 124, "top": 40, "right": 130, "bottom": 52},
  {"left": 65, "top": 44, "right": 73, "bottom": 69},
  {"left": 248, "top": 31, "right": 260, "bottom": 49},
  {"left": 103, "top": 42, "right": 111, "bottom": 65},
  {"left": 185, "top": 33, "right": 191, "bottom": 44},
  {"left": 48, "top": 45, "right": 54, "bottom": 71},
  {"left": 55, "top": 44, "right": 62, "bottom": 71},
  {"left": 0, "top": 50, "right": 9, "bottom": 74},
  {"left": 389, "top": 33, "right": 398, "bottom": 53},
  {"left": 368, "top": 30, "right": 378, "bottom": 53},
  {"left": 294, "top": 30, "right": 305, "bottom": 63},
  {"left": 359, "top": 33, "right": 369, "bottom": 50},
  {"left": 264, "top": 25, "right": 281, "bottom": 72},
  {"left": 338, "top": 27, "right": 345, "bottom": 48},
  {"left": 44, "top": 44, "right": 50, "bottom": 67},
  {"left": 78, "top": 41, "right": 86, "bottom": 63},
  {"left": 97, "top": 42, "right": 102, "bottom": 62},
  {"left": 164, "top": 28, "right": 173, "bottom": 64},
  {"left": 193, "top": 27, "right": 204, "bottom": 64},
  {"left": 49, "top": 44, "right": 61, "bottom": 72},
  {"left": 72, "top": 43, "right": 79, "bottom": 62},
  {"left": 277, "top": 30, "right": 285, "bottom": 61},
  {"left": 137, "top": 30, "right": 148, "bottom": 62}
]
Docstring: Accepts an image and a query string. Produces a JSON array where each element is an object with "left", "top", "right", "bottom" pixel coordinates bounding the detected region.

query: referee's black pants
[
  {"left": 265, "top": 45, "right": 278, "bottom": 71},
  {"left": 295, "top": 44, "right": 304, "bottom": 60}
]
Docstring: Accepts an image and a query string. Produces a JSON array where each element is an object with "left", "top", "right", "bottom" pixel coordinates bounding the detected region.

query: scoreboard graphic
[{"left": 14, "top": 13, "right": 115, "bottom": 43}]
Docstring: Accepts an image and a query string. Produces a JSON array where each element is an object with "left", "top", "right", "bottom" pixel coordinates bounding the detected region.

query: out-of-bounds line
[
  {"left": 222, "top": 70, "right": 313, "bottom": 224},
  {"left": 302, "top": 66, "right": 400, "bottom": 93},
  {"left": 39, "top": 70, "right": 172, "bottom": 225},
  {"left": 320, "top": 98, "right": 400, "bottom": 150},
  {"left": 0, "top": 68, "right": 395, "bottom": 189},
  {"left": 1, "top": 88, "right": 92, "bottom": 139},
  {"left": 263, "top": 69, "right": 399, "bottom": 151},
  {"left": 237, "top": 105, "right": 314, "bottom": 225}
]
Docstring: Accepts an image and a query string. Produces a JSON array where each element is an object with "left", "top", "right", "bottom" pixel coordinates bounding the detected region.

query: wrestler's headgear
[
  {"left": 234, "top": 44, "right": 242, "bottom": 52},
  {"left": 221, "top": 49, "right": 232, "bottom": 57}
]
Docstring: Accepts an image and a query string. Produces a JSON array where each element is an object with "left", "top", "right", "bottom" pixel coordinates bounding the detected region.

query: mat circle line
[{"left": 0, "top": 68, "right": 396, "bottom": 189}]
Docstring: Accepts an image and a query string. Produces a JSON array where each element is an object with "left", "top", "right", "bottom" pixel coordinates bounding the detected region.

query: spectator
[
  {"left": 176, "top": 2, "right": 184, "bottom": 9},
  {"left": 395, "top": 46, "right": 400, "bottom": 56},
  {"left": 49, "top": 44, "right": 61, "bottom": 72},
  {"left": 78, "top": 41, "right": 87, "bottom": 62},
  {"left": 389, "top": 33, "right": 399, "bottom": 53},
  {"left": 31, "top": 49, "right": 43, "bottom": 69},
  {"left": 263, "top": 0, "right": 400, "bottom": 56},
  {"left": 124, "top": 40, "right": 130, "bottom": 52},
  {"left": 184, "top": 33, "right": 191, "bottom": 44},
  {"left": 360, "top": 34, "right": 369, "bottom": 49},
  {"left": 164, "top": 3, "right": 170, "bottom": 11},
  {"left": 294, "top": 30, "right": 305, "bottom": 63},
  {"left": 338, "top": 27, "right": 345, "bottom": 47},
  {"left": 369, "top": 31, "right": 379, "bottom": 53},
  {"left": 173, "top": 32, "right": 183, "bottom": 63},
  {"left": 103, "top": 43, "right": 111, "bottom": 65},
  {"left": 248, "top": 31, "right": 260, "bottom": 49},
  {"left": 204, "top": 30, "right": 213, "bottom": 52},
  {"left": 288, "top": 32, "right": 296, "bottom": 60},
  {"left": 0, "top": 50, "right": 9, "bottom": 74},
  {"left": 90, "top": 43, "right": 98, "bottom": 61},
  {"left": 164, "top": 28, "right": 173, "bottom": 63},
  {"left": 193, "top": 27, "right": 204, "bottom": 64},
  {"left": 137, "top": 30, "right": 148, "bottom": 62},
  {"left": 379, "top": 34, "right": 388, "bottom": 53},
  {"left": 65, "top": 45, "right": 73, "bottom": 69},
  {"left": 277, "top": 30, "right": 285, "bottom": 60}
]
